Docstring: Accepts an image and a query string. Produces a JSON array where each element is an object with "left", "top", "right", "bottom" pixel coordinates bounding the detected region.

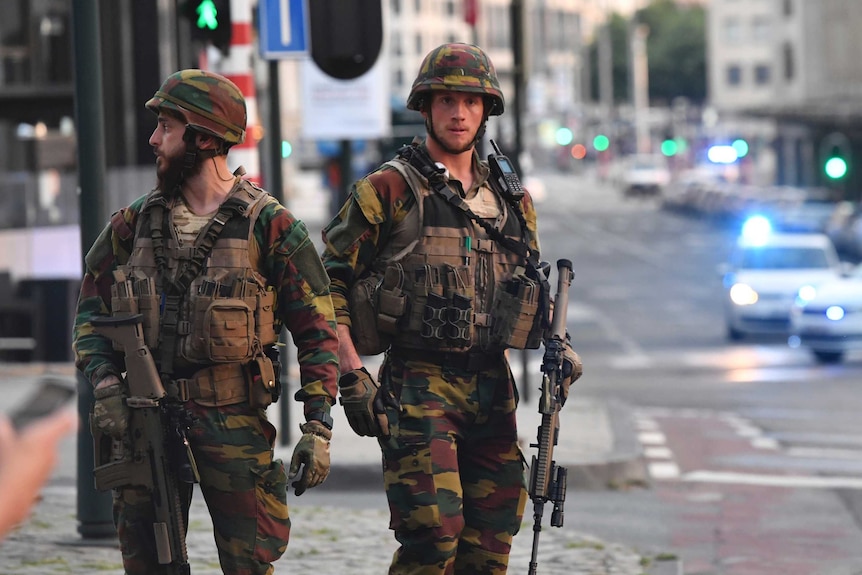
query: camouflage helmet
[
  {"left": 407, "top": 43, "right": 504, "bottom": 116},
  {"left": 145, "top": 69, "right": 246, "bottom": 145}
]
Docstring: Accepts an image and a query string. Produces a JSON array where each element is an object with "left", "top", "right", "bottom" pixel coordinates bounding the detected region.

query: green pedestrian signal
[
  {"left": 185, "top": 0, "right": 232, "bottom": 54},
  {"left": 660, "top": 139, "right": 678, "bottom": 157},
  {"left": 825, "top": 156, "right": 848, "bottom": 180},
  {"left": 196, "top": 0, "right": 219, "bottom": 30}
]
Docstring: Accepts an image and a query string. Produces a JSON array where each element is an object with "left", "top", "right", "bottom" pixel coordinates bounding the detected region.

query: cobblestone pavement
[{"left": 0, "top": 484, "right": 674, "bottom": 575}]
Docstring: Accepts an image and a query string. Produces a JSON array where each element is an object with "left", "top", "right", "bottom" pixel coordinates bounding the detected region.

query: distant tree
[
  {"left": 638, "top": 0, "right": 706, "bottom": 105},
  {"left": 588, "top": 0, "right": 706, "bottom": 106}
]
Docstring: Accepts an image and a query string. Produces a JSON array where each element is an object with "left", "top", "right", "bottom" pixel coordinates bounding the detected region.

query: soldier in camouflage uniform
[
  {"left": 322, "top": 44, "right": 582, "bottom": 574},
  {"left": 73, "top": 69, "right": 339, "bottom": 575}
]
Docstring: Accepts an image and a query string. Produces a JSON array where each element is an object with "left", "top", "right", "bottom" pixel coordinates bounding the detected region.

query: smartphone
[
  {"left": 10, "top": 376, "right": 76, "bottom": 430},
  {"left": 487, "top": 139, "right": 524, "bottom": 200}
]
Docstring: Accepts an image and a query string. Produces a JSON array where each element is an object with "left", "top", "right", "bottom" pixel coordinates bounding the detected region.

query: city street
[{"left": 534, "top": 167, "right": 862, "bottom": 574}]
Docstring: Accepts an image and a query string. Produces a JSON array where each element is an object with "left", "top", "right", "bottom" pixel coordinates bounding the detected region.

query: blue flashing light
[
  {"left": 740, "top": 215, "right": 772, "bottom": 245},
  {"left": 708, "top": 145, "right": 739, "bottom": 164}
]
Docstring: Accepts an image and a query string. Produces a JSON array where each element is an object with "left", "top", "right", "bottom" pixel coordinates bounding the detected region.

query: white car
[
  {"left": 620, "top": 154, "right": 671, "bottom": 198},
  {"left": 721, "top": 219, "right": 844, "bottom": 341},
  {"left": 790, "top": 264, "right": 862, "bottom": 363}
]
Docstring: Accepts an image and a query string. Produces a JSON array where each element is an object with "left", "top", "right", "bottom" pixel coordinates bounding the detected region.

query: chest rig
[
  {"left": 113, "top": 180, "right": 277, "bottom": 381},
  {"left": 351, "top": 145, "right": 547, "bottom": 355}
]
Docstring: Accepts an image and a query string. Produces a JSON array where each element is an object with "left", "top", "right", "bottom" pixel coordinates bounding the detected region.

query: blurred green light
[
  {"left": 556, "top": 127, "right": 574, "bottom": 147},
  {"left": 732, "top": 139, "right": 749, "bottom": 158},
  {"left": 195, "top": 0, "right": 219, "bottom": 30},
  {"left": 281, "top": 140, "right": 292, "bottom": 159},
  {"left": 825, "top": 157, "right": 848, "bottom": 179},
  {"left": 593, "top": 134, "right": 610, "bottom": 152},
  {"left": 660, "top": 139, "right": 678, "bottom": 157}
]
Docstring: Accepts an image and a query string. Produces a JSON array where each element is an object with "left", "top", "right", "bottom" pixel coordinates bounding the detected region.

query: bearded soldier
[{"left": 73, "top": 69, "right": 339, "bottom": 575}]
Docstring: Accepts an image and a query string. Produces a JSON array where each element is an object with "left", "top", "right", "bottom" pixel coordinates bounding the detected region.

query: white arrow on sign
[{"left": 280, "top": 0, "right": 291, "bottom": 45}]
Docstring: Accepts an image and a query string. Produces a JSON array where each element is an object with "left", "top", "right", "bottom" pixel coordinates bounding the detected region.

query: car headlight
[
  {"left": 730, "top": 283, "right": 759, "bottom": 305},
  {"left": 826, "top": 306, "right": 846, "bottom": 321},
  {"left": 796, "top": 284, "right": 817, "bottom": 304}
]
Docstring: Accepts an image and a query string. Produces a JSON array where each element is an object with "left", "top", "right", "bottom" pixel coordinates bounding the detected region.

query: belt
[
  {"left": 167, "top": 363, "right": 248, "bottom": 407},
  {"left": 390, "top": 348, "right": 505, "bottom": 371}
]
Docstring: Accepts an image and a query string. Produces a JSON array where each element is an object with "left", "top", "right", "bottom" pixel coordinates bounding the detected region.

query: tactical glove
[
  {"left": 559, "top": 341, "right": 583, "bottom": 407},
  {"left": 338, "top": 367, "right": 392, "bottom": 438},
  {"left": 92, "top": 383, "right": 129, "bottom": 439},
  {"left": 288, "top": 421, "right": 331, "bottom": 496}
]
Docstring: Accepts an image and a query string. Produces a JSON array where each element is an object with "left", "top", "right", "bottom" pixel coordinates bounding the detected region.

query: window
[
  {"left": 783, "top": 0, "right": 793, "bottom": 17},
  {"left": 415, "top": 0, "right": 421, "bottom": 13},
  {"left": 415, "top": 34, "right": 422, "bottom": 54},
  {"left": 394, "top": 69, "right": 404, "bottom": 89},
  {"left": 751, "top": 16, "right": 770, "bottom": 42},
  {"left": 391, "top": 0, "right": 400, "bottom": 15},
  {"left": 727, "top": 65, "right": 742, "bottom": 86},
  {"left": 392, "top": 32, "right": 402, "bottom": 56},
  {"left": 445, "top": 0, "right": 455, "bottom": 16},
  {"left": 754, "top": 64, "right": 770, "bottom": 85},
  {"left": 724, "top": 18, "right": 742, "bottom": 42}
]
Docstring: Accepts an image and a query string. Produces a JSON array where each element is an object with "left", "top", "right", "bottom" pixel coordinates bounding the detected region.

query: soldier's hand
[
  {"left": 338, "top": 367, "right": 390, "bottom": 438},
  {"left": 559, "top": 340, "right": 583, "bottom": 407},
  {"left": 288, "top": 421, "right": 331, "bottom": 496},
  {"left": 91, "top": 379, "right": 129, "bottom": 439}
]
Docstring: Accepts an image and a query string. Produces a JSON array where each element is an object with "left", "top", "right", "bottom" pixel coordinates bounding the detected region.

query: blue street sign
[{"left": 259, "top": 0, "right": 308, "bottom": 59}]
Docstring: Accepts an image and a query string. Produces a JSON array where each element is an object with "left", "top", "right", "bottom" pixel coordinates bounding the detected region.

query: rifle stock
[
  {"left": 527, "top": 259, "right": 573, "bottom": 575},
  {"left": 91, "top": 314, "right": 193, "bottom": 575}
]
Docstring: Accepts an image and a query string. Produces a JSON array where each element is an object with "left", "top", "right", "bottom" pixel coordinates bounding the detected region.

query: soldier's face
[
  {"left": 149, "top": 112, "right": 193, "bottom": 194},
  {"left": 425, "top": 91, "right": 485, "bottom": 156}
]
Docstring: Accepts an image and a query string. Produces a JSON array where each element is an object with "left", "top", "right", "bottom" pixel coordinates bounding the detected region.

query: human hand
[
  {"left": 288, "top": 421, "right": 331, "bottom": 496},
  {"left": 559, "top": 340, "right": 583, "bottom": 407},
  {"left": 0, "top": 409, "right": 76, "bottom": 539},
  {"left": 338, "top": 367, "right": 391, "bottom": 438},
  {"left": 92, "top": 378, "right": 128, "bottom": 439}
]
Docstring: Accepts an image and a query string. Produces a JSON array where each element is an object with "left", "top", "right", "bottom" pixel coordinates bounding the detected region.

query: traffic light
[
  {"left": 660, "top": 139, "right": 678, "bottom": 157},
  {"left": 593, "top": 134, "right": 610, "bottom": 152},
  {"left": 820, "top": 132, "right": 851, "bottom": 181},
  {"left": 185, "top": 0, "right": 232, "bottom": 54},
  {"left": 309, "top": 0, "right": 383, "bottom": 80}
]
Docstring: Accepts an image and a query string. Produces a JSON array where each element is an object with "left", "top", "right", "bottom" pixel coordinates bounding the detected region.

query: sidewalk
[{"left": 0, "top": 361, "right": 681, "bottom": 575}]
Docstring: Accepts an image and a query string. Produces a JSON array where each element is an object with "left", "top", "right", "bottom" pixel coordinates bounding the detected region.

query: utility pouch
[
  {"left": 247, "top": 355, "right": 277, "bottom": 409},
  {"left": 407, "top": 265, "right": 440, "bottom": 332},
  {"left": 348, "top": 271, "right": 391, "bottom": 356},
  {"left": 133, "top": 277, "right": 160, "bottom": 350},
  {"left": 447, "top": 293, "right": 473, "bottom": 348},
  {"left": 110, "top": 275, "right": 138, "bottom": 352},
  {"left": 489, "top": 276, "right": 542, "bottom": 349},
  {"left": 183, "top": 294, "right": 256, "bottom": 362},
  {"left": 421, "top": 292, "right": 448, "bottom": 341},
  {"left": 256, "top": 288, "right": 277, "bottom": 347},
  {"left": 377, "top": 264, "right": 407, "bottom": 335}
]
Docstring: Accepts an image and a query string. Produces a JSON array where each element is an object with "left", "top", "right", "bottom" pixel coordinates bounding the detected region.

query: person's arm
[
  {"left": 73, "top": 201, "right": 142, "bottom": 387},
  {"left": 258, "top": 199, "right": 340, "bottom": 425},
  {"left": 320, "top": 171, "right": 415, "bottom": 372},
  {"left": 0, "top": 411, "right": 76, "bottom": 539}
]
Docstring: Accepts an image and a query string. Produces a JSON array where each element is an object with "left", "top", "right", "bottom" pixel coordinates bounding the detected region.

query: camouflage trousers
[
  {"left": 378, "top": 354, "right": 528, "bottom": 575},
  {"left": 112, "top": 401, "right": 290, "bottom": 575}
]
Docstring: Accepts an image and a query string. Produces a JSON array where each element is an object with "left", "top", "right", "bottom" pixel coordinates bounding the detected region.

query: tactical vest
[
  {"left": 352, "top": 159, "right": 543, "bottom": 354},
  {"left": 111, "top": 180, "right": 277, "bottom": 375}
]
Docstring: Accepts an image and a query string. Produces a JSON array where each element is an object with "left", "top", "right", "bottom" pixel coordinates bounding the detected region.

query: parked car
[
  {"left": 619, "top": 154, "right": 671, "bottom": 198},
  {"left": 721, "top": 218, "right": 845, "bottom": 340},
  {"left": 790, "top": 263, "right": 862, "bottom": 363}
]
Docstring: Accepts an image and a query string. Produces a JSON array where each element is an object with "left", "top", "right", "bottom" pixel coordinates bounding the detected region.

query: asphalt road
[{"left": 533, "top": 167, "right": 862, "bottom": 575}]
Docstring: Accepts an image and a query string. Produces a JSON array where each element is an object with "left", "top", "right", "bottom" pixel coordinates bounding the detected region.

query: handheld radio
[{"left": 487, "top": 139, "right": 524, "bottom": 201}]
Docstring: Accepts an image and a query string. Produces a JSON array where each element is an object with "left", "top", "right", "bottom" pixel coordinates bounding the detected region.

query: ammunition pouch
[
  {"left": 168, "top": 360, "right": 276, "bottom": 407},
  {"left": 348, "top": 270, "right": 392, "bottom": 356},
  {"left": 489, "top": 273, "right": 544, "bottom": 349}
]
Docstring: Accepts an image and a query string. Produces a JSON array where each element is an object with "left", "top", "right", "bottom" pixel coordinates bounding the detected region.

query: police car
[
  {"left": 789, "top": 263, "right": 862, "bottom": 363},
  {"left": 721, "top": 216, "right": 844, "bottom": 340}
]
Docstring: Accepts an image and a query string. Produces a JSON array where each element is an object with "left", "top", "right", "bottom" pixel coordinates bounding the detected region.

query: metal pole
[
  {"left": 71, "top": 0, "right": 115, "bottom": 539},
  {"left": 510, "top": 0, "right": 530, "bottom": 402},
  {"left": 266, "top": 60, "right": 293, "bottom": 447}
]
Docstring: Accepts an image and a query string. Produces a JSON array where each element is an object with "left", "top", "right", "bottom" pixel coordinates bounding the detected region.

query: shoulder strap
[{"left": 396, "top": 142, "right": 538, "bottom": 267}]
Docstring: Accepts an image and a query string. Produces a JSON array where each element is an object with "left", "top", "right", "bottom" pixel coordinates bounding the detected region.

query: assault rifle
[
  {"left": 527, "top": 259, "right": 574, "bottom": 575},
  {"left": 91, "top": 314, "right": 198, "bottom": 575}
]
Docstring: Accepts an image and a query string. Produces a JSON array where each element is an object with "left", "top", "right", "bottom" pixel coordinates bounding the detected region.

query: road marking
[
  {"left": 649, "top": 461, "right": 681, "bottom": 479},
  {"left": 786, "top": 446, "right": 862, "bottom": 460},
  {"left": 683, "top": 470, "right": 862, "bottom": 489},
  {"left": 644, "top": 446, "right": 673, "bottom": 459},
  {"left": 638, "top": 431, "right": 667, "bottom": 445}
]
